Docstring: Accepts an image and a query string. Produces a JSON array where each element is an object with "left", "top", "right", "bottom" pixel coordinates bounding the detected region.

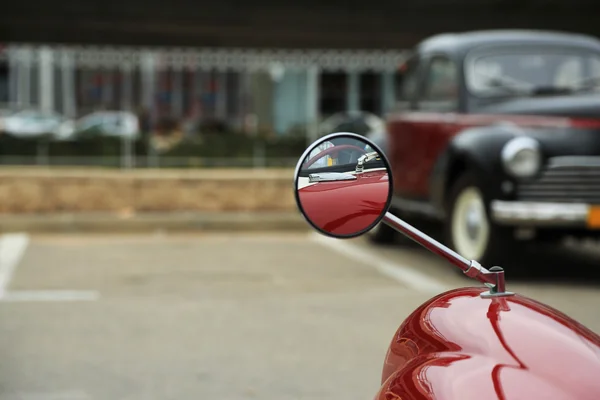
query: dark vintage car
[{"left": 371, "top": 30, "right": 600, "bottom": 267}]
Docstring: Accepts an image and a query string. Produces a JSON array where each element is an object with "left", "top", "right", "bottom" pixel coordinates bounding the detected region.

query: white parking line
[
  {"left": 0, "top": 233, "right": 100, "bottom": 303},
  {"left": 309, "top": 232, "right": 449, "bottom": 293},
  {"left": 3, "top": 290, "right": 100, "bottom": 303},
  {"left": 0, "top": 233, "right": 30, "bottom": 299}
]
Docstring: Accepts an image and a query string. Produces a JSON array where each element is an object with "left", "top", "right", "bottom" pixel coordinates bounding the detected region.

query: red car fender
[
  {"left": 297, "top": 169, "right": 389, "bottom": 235},
  {"left": 374, "top": 287, "right": 600, "bottom": 400}
]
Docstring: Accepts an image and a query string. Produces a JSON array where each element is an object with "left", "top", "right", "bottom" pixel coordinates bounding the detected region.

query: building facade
[{"left": 0, "top": 45, "right": 409, "bottom": 137}]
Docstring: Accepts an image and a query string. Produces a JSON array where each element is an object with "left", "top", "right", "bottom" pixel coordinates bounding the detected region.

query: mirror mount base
[
  {"left": 478, "top": 266, "right": 515, "bottom": 298},
  {"left": 480, "top": 290, "right": 515, "bottom": 299}
]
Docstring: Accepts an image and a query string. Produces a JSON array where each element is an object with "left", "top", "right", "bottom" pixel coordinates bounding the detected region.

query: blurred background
[
  {"left": 0, "top": 0, "right": 596, "bottom": 169},
  {"left": 0, "top": 2, "right": 600, "bottom": 399}
]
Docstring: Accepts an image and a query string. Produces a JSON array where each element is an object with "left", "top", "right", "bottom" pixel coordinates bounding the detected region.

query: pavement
[{"left": 0, "top": 231, "right": 598, "bottom": 400}]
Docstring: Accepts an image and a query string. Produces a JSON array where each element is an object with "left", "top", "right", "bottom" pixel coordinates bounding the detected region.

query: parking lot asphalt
[{"left": 0, "top": 231, "right": 599, "bottom": 400}]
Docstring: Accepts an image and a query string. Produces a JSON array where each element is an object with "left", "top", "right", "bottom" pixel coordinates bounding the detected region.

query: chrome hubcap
[
  {"left": 465, "top": 204, "right": 482, "bottom": 240},
  {"left": 451, "top": 186, "right": 490, "bottom": 261}
]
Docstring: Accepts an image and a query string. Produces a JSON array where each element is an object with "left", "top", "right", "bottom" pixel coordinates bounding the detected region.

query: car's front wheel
[{"left": 445, "top": 173, "right": 513, "bottom": 267}]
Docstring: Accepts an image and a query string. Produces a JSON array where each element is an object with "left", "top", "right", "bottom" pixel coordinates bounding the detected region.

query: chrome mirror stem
[{"left": 382, "top": 212, "right": 514, "bottom": 298}]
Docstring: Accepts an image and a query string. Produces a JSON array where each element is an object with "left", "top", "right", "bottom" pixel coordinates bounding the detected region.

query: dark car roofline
[{"left": 417, "top": 30, "right": 600, "bottom": 55}]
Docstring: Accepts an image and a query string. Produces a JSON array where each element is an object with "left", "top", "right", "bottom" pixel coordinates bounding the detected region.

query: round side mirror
[{"left": 294, "top": 132, "right": 393, "bottom": 238}]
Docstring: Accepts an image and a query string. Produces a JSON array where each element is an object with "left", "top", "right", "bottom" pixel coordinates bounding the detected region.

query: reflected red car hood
[
  {"left": 298, "top": 169, "right": 388, "bottom": 235},
  {"left": 376, "top": 287, "right": 600, "bottom": 400}
]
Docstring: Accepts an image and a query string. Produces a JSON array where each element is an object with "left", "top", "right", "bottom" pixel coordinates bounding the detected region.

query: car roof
[{"left": 417, "top": 30, "right": 600, "bottom": 55}]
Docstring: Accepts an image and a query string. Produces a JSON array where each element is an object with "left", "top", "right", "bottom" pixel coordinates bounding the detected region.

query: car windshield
[{"left": 465, "top": 46, "right": 600, "bottom": 97}]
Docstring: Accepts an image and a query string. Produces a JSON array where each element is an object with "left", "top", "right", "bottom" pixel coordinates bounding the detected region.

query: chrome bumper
[{"left": 490, "top": 201, "right": 592, "bottom": 227}]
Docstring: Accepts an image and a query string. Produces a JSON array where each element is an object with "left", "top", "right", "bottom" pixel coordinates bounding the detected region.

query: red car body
[
  {"left": 374, "top": 287, "right": 600, "bottom": 400},
  {"left": 298, "top": 169, "right": 389, "bottom": 235},
  {"left": 388, "top": 113, "right": 600, "bottom": 198}
]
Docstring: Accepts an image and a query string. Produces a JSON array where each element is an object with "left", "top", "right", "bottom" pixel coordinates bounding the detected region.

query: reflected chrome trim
[
  {"left": 308, "top": 172, "right": 357, "bottom": 183},
  {"left": 491, "top": 200, "right": 589, "bottom": 226}
]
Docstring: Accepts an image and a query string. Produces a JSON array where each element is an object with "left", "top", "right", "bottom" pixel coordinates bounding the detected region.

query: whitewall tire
[{"left": 446, "top": 173, "right": 512, "bottom": 267}]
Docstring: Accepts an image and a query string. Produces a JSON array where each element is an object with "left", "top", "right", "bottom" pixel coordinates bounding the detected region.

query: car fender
[
  {"left": 374, "top": 287, "right": 600, "bottom": 400},
  {"left": 297, "top": 169, "right": 390, "bottom": 236},
  {"left": 430, "top": 125, "right": 521, "bottom": 214}
]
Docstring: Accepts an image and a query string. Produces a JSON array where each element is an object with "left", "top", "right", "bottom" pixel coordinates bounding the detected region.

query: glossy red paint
[
  {"left": 298, "top": 169, "right": 389, "bottom": 235},
  {"left": 387, "top": 111, "right": 600, "bottom": 197},
  {"left": 375, "top": 287, "right": 600, "bottom": 400}
]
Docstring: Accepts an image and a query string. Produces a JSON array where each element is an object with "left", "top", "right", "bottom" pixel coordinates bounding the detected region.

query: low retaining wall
[{"left": 0, "top": 167, "right": 297, "bottom": 214}]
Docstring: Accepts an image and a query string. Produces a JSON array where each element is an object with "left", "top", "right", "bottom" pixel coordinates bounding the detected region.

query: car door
[
  {"left": 412, "top": 54, "right": 461, "bottom": 197},
  {"left": 389, "top": 53, "right": 461, "bottom": 199},
  {"left": 387, "top": 54, "right": 426, "bottom": 198}
]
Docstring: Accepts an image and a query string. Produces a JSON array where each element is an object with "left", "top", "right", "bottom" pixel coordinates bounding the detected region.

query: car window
[
  {"left": 103, "top": 115, "right": 118, "bottom": 125},
  {"left": 395, "top": 56, "right": 421, "bottom": 109},
  {"left": 304, "top": 141, "right": 335, "bottom": 169},
  {"left": 420, "top": 56, "right": 459, "bottom": 111},
  {"left": 594, "top": 58, "right": 600, "bottom": 76},
  {"left": 301, "top": 137, "right": 375, "bottom": 171},
  {"left": 555, "top": 57, "right": 600, "bottom": 89},
  {"left": 555, "top": 58, "right": 582, "bottom": 85},
  {"left": 78, "top": 114, "right": 106, "bottom": 129},
  {"left": 466, "top": 47, "right": 600, "bottom": 95}
]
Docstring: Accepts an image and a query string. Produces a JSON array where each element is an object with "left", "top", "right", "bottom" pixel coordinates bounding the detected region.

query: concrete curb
[{"left": 0, "top": 212, "right": 310, "bottom": 233}]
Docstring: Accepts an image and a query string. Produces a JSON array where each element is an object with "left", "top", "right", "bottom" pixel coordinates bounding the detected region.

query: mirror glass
[{"left": 294, "top": 132, "right": 393, "bottom": 238}]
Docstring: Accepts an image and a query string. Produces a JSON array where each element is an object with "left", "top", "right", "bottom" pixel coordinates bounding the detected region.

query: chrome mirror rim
[{"left": 293, "top": 131, "right": 394, "bottom": 239}]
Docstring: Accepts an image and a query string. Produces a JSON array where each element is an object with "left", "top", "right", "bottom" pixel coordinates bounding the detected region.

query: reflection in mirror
[{"left": 294, "top": 132, "right": 393, "bottom": 238}]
